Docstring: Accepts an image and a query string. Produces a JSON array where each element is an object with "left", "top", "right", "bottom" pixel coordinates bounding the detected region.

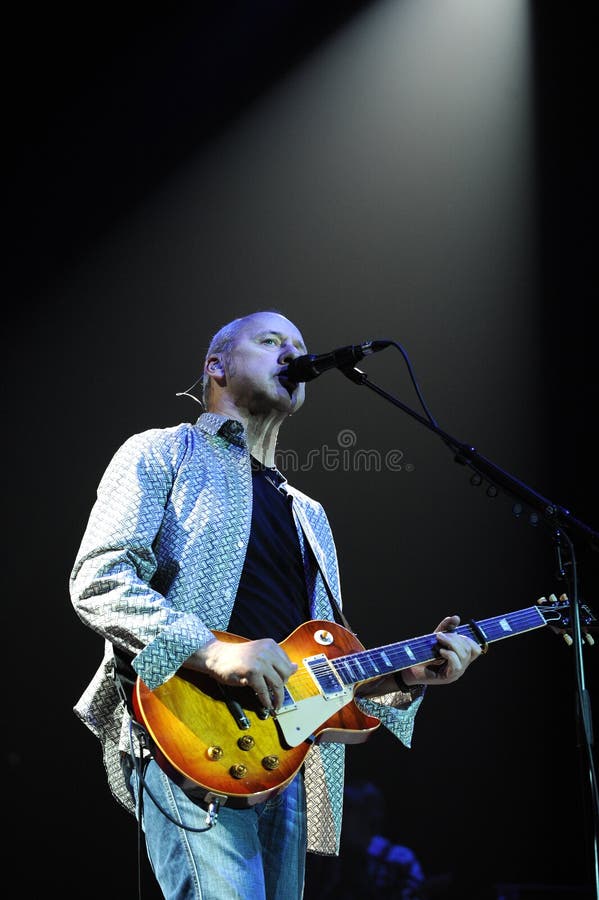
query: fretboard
[{"left": 330, "top": 606, "right": 547, "bottom": 687}]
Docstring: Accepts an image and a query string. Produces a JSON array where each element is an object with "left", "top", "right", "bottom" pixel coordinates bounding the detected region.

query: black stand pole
[{"left": 341, "top": 364, "right": 599, "bottom": 897}]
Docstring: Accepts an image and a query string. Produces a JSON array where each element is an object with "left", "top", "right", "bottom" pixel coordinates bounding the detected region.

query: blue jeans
[{"left": 125, "top": 757, "right": 307, "bottom": 900}]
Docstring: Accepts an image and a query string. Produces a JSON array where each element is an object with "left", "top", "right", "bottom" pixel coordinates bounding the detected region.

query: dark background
[{"left": 4, "top": 2, "right": 597, "bottom": 898}]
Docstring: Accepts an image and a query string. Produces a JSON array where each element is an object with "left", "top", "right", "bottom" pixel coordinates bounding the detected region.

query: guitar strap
[
  {"left": 304, "top": 536, "right": 355, "bottom": 635},
  {"left": 322, "top": 569, "right": 355, "bottom": 633}
]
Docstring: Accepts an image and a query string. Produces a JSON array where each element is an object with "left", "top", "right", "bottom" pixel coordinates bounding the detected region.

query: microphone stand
[{"left": 341, "top": 364, "right": 599, "bottom": 897}]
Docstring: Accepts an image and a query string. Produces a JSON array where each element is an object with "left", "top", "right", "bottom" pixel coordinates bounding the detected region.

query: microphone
[{"left": 281, "top": 340, "right": 393, "bottom": 383}]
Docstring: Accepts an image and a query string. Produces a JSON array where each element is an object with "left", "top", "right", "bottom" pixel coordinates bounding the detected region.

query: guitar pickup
[{"left": 304, "top": 653, "right": 345, "bottom": 699}]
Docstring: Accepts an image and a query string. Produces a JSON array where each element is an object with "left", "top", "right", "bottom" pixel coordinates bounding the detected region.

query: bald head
[{"left": 202, "top": 310, "right": 306, "bottom": 408}]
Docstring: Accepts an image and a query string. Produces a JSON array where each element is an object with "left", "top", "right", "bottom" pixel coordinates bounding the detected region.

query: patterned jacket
[{"left": 70, "top": 413, "right": 424, "bottom": 855}]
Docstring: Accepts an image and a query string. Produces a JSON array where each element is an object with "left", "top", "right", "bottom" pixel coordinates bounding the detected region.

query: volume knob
[{"left": 207, "top": 746, "right": 224, "bottom": 760}]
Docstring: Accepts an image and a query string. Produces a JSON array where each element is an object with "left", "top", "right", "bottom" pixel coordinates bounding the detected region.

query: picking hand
[{"left": 186, "top": 637, "right": 298, "bottom": 710}]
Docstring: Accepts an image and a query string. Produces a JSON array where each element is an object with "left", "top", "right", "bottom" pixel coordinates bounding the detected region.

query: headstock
[{"left": 537, "top": 593, "right": 596, "bottom": 646}]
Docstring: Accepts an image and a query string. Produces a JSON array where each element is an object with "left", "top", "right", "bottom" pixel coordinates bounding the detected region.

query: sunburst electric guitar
[{"left": 132, "top": 597, "right": 595, "bottom": 808}]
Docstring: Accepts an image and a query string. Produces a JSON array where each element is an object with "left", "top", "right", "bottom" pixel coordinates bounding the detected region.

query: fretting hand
[{"left": 401, "top": 615, "right": 482, "bottom": 687}]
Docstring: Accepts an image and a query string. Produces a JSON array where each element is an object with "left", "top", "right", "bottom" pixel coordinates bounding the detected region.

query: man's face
[{"left": 221, "top": 312, "right": 307, "bottom": 416}]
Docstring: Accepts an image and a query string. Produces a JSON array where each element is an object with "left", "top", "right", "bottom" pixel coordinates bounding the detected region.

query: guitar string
[{"left": 280, "top": 608, "right": 548, "bottom": 695}]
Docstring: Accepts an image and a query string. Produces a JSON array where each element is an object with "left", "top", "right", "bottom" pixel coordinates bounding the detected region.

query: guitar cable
[{"left": 127, "top": 719, "right": 221, "bottom": 834}]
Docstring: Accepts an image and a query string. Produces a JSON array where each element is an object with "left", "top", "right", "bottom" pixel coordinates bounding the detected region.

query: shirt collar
[{"left": 196, "top": 412, "right": 246, "bottom": 445}]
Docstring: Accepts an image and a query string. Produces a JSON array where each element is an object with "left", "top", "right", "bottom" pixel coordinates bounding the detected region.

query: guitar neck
[{"left": 328, "top": 606, "right": 547, "bottom": 689}]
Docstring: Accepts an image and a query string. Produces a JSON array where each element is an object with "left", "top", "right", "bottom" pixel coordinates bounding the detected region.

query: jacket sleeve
[
  {"left": 355, "top": 685, "right": 426, "bottom": 748},
  {"left": 69, "top": 427, "right": 215, "bottom": 689}
]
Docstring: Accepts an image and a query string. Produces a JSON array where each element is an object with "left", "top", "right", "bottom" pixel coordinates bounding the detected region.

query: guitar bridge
[{"left": 272, "top": 684, "right": 297, "bottom": 717}]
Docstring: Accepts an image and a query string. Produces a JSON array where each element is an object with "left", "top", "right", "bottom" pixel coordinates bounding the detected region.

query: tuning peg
[
  {"left": 584, "top": 633, "right": 595, "bottom": 647},
  {"left": 537, "top": 596, "right": 547, "bottom": 604},
  {"left": 549, "top": 593, "right": 558, "bottom": 603},
  {"left": 559, "top": 593, "right": 569, "bottom": 601},
  {"left": 562, "top": 633, "right": 574, "bottom": 646}
]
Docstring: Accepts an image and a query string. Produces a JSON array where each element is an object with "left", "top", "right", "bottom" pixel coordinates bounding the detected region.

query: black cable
[
  {"left": 128, "top": 720, "right": 219, "bottom": 834},
  {"left": 388, "top": 340, "right": 439, "bottom": 429}
]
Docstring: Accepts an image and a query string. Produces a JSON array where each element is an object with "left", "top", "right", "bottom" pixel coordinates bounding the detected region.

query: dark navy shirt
[{"left": 228, "top": 458, "right": 310, "bottom": 642}]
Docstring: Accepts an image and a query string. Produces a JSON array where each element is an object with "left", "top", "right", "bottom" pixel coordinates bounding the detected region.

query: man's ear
[{"left": 205, "top": 354, "right": 226, "bottom": 385}]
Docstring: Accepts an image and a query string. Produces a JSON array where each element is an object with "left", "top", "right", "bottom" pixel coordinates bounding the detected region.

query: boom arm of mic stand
[{"left": 341, "top": 365, "right": 599, "bottom": 551}]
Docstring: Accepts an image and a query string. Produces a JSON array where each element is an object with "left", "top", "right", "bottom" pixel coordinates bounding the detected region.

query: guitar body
[{"left": 132, "top": 620, "right": 382, "bottom": 808}]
